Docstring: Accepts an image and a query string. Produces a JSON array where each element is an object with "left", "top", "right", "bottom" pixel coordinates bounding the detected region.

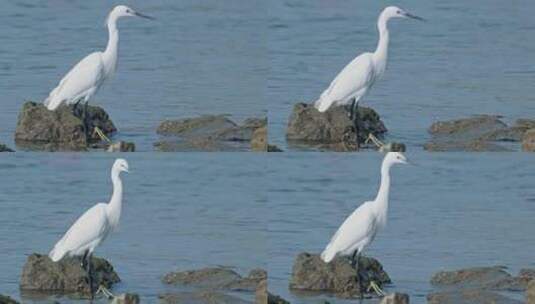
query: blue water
[
  {"left": 268, "top": 0, "right": 535, "bottom": 151},
  {"left": 0, "top": 0, "right": 266, "bottom": 151},
  {"left": 267, "top": 153, "right": 535, "bottom": 303},
  {"left": 0, "top": 154, "right": 267, "bottom": 303}
]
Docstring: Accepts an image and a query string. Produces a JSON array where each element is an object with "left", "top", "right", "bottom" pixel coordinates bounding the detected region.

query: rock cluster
[
  {"left": 15, "top": 101, "right": 116, "bottom": 151},
  {"left": 0, "top": 144, "right": 14, "bottom": 152},
  {"left": 20, "top": 253, "right": 120, "bottom": 296},
  {"left": 425, "top": 115, "right": 535, "bottom": 152},
  {"left": 155, "top": 115, "right": 267, "bottom": 152},
  {"left": 428, "top": 266, "right": 535, "bottom": 304},
  {"left": 286, "top": 103, "right": 387, "bottom": 151},
  {"left": 289, "top": 252, "right": 391, "bottom": 298},
  {"left": 0, "top": 295, "right": 19, "bottom": 304}
]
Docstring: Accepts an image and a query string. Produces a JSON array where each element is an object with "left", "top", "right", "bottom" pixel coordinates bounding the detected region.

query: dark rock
[
  {"left": 106, "top": 141, "right": 136, "bottom": 152},
  {"left": 424, "top": 140, "right": 510, "bottom": 152},
  {"left": 20, "top": 253, "right": 120, "bottom": 296},
  {"left": 0, "top": 294, "right": 19, "bottom": 304},
  {"left": 251, "top": 127, "right": 267, "bottom": 152},
  {"left": 15, "top": 101, "right": 116, "bottom": 151},
  {"left": 522, "top": 129, "right": 535, "bottom": 152},
  {"left": 163, "top": 267, "right": 265, "bottom": 292},
  {"left": 286, "top": 103, "right": 387, "bottom": 151},
  {"left": 268, "top": 293, "right": 290, "bottom": 304},
  {"left": 289, "top": 252, "right": 391, "bottom": 298},
  {"left": 427, "top": 289, "right": 521, "bottom": 304},
  {"left": 428, "top": 115, "right": 507, "bottom": 138},
  {"left": 156, "top": 115, "right": 266, "bottom": 152},
  {"left": 527, "top": 280, "right": 535, "bottom": 304},
  {"left": 159, "top": 291, "right": 251, "bottom": 304},
  {"left": 431, "top": 266, "right": 530, "bottom": 292},
  {"left": 380, "top": 293, "right": 409, "bottom": 304},
  {"left": 0, "top": 144, "right": 14, "bottom": 152},
  {"left": 268, "top": 145, "right": 283, "bottom": 152}
]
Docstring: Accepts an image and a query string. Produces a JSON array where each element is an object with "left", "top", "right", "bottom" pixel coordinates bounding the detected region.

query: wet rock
[
  {"left": 380, "top": 293, "right": 409, "bottom": 304},
  {"left": 20, "top": 253, "right": 120, "bottom": 296},
  {"left": 430, "top": 266, "right": 530, "bottom": 291},
  {"left": 427, "top": 289, "right": 521, "bottom": 304},
  {"left": 268, "top": 293, "right": 290, "bottom": 304},
  {"left": 289, "top": 252, "right": 391, "bottom": 298},
  {"left": 159, "top": 291, "right": 251, "bottom": 304},
  {"left": 163, "top": 267, "right": 265, "bottom": 292},
  {"left": 286, "top": 103, "right": 387, "bottom": 151},
  {"left": 255, "top": 279, "right": 267, "bottom": 304},
  {"left": 527, "top": 280, "right": 535, "bottom": 304},
  {"left": 15, "top": 101, "right": 116, "bottom": 151},
  {"left": 268, "top": 145, "right": 283, "bottom": 152},
  {"left": 522, "top": 129, "right": 535, "bottom": 152},
  {"left": 112, "top": 293, "right": 140, "bottom": 304},
  {"left": 425, "top": 115, "right": 517, "bottom": 151},
  {"left": 0, "top": 294, "right": 19, "bottom": 304},
  {"left": 106, "top": 141, "right": 136, "bottom": 152},
  {"left": 251, "top": 127, "right": 267, "bottom": 151},
  {"left": 156, "top": 115, "right": 266, "bottom": 152},
  {"left": 0, "top": 144, "right": 14, "bottom": 152}
]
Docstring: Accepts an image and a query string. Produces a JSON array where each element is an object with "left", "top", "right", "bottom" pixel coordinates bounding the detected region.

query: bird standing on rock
[
  {"left": 321, "top": 152, "right": 408, "bottom": 297},
  {"left": 43, "top": 5, "right": 154, "bottom": 142},
  {"left": 313, "top": 6, "right": 424, "bottom": 148},
  {"left": 49, "top": 159, "right": 129, "bottom": 299}
]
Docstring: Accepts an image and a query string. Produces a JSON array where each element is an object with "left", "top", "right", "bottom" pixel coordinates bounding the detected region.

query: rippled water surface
[
  {"left": 0, "top": 153, "right": 267, "bottom": 303},
  {"left": 267, "top": 153, "right": 535, "bottom": 303},
  {"left": 0, "top": 0, "right": 266, "bottom": 151},
  {"left": 268, "top": 1, "right": 535, "bottom": 150}
]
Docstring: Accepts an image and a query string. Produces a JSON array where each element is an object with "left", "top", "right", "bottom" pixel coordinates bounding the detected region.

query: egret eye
[{"left": 397, "top": 10, "right": 401, "bottom": 14}]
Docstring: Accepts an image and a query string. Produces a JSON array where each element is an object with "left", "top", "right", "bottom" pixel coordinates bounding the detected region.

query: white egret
[
  {"left": 49, "top": 158, "right": 129, "bottom": 298},
  {"left": 43, "top": 5, "right": 154, "bottom": 141},
  {"left": 313, "top": 6, "right": 423, "bottom": 145},
  {"left": 321, "top": 152, "right": 408, "bottom": 296}
]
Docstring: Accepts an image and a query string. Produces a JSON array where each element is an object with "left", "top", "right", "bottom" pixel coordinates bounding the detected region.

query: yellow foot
[
  {"left": 366, "top": 281, "right": 386, "bottom": 297},
  {"left": 93, "top": 126, "right": 111, "bottom": 143},
  {"left": 96, "top": 285, "right": 115, "bottom": 299},
  {"left": 365, "top": 133, "right": 386, "bottom": 151}
]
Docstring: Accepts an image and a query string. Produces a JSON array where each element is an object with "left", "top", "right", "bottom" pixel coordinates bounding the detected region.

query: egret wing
[
  {"left": 45, "top": 52, "right": 105, "bottom": 109},
  {"left": 324, "top": 201, "right": 376, "bottom": 255},
  {"left": 316, "top": 53, "right": 375, "bottom": 112},
  {"left": 51, "top": 203, "right": 109, "bottom": 256}
]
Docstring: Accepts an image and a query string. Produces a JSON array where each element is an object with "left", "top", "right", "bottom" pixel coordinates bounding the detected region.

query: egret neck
[
  {"left": 373, "top": 158, "right": 392, "bottom": 227},
  {"left": 103, "top": 14, "right": 119, "bottom": 78},
  {"left": 106, "top": 167, "right": 123, "bottom": 231},
  {"left": 373, "top": 12, "right": 390, "bottom": 78}
]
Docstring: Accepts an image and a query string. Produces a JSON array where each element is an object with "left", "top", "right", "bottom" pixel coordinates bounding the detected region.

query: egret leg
[
  {"left": 86, "top": 253, "right": 94, "bottom": 300},
  {"left": 365, "top": 133, "right": 386, "bottom": 151},
  {"left": 96, "top": 285, "right": 115, "bottom": 299},
  {"left": 367, "top": 281, "right": 386, "bottom": 297},
  {"left": 351, "top": 251, "right": 364, "bottom": 299},
  {"left": 93, "top": 127, "right": 111, "bottom": 143},
  {"left": 352, "top": 100, "right": 360, "bottom": 147}
]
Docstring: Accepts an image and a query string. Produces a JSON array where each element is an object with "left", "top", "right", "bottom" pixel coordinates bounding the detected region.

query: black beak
[
  {"left": 134, "top": 11, "right": 155, "bottom": 20},
  {"left": 405, "top": 12, "right": 425, "bottom": 22}
]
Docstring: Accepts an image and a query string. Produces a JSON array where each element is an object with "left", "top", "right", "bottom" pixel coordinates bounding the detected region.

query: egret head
[
  {"left": 113, "top": 158, "right": 130, "bottom": 174},
  {"left": 385, "top": 152, "right": 409, "bottom": 166},
  {"left": 382, "top": 6, "right": 425, "bottom": 22},
  {"left": 109, "top": 5, "right": 155, "bottom": 22}
]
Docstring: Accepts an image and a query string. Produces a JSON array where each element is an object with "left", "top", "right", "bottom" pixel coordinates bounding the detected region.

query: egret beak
[
  {"left": 404, "top": 12, "right": 425, "bottom": 22},
  {"left": 134, "top": 11, "right": 155, "bottom": 20}
]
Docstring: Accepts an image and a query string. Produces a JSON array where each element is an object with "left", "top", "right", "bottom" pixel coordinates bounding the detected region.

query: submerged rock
[
  {"left": 0, "top": 294, "right": 20, "bottom": 304},
  {"left": 159, "top": 291, "right": 251, "bottom": 304},
  {"left": 289, "top": 252, "right": 391, "bottom": 298},
  {"left": 430, "top": 266, "right": 532, "bottom": 291},
  {"left": 106, "top": 141, "right": 136, "bottom": 152},
  {"left": 425, "top": 115, "right": 535, "bottom": 151},
  {"left": 163, "top": 267, "right": 265, "bottom": 292},
  {"left": 251, "top": 126, "right": 267, "bottom": 151},
  {"left": 527, "top": 280, "right": 535, "bottom": 304},
  {"left": 15, "top": 101, "right": 116, "bottom": 151},
  {"left": 380, "top": 293, "right": 409, "bottom": 304},
  {"left": 286, "top": 103, "right": 387, "bottom": 151},
  {"left": 427, "top": 289, "right": 521, "bottom": 304},
  {"left": 111, "top": 293, "right": 140, "bottom": 304},
  {"left": 0, "top": 144, "right": 14, "bottom": 152},
  {"left": 20, "top": 253, "right": 120, "bottom": 296},
  {"left": 522, "top": 129, "right": 535, "bottom": 152},
  {"left": 156, "top": 115, "right": 266, "bottom": 152}
]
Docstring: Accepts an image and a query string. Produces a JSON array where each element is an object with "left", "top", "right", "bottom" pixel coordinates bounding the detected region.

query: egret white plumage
[
  {"left": 49, "top": 158, "right": 129, "bottom": 298},
  {"left": 321, "top": 152, "right": 408, "bottom": 296},
  {"left": 313, "top": 6, "right": 423, "bottom": 146},
  {"left": 43, "top": 5, "right": 154, "bottom": 141}
]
